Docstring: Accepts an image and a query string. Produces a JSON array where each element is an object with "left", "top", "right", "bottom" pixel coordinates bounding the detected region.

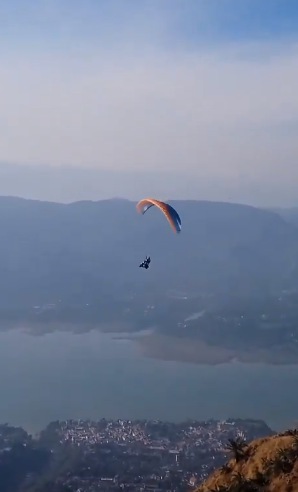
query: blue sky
[
  {"left": 1, "top": 0, "right": 298, "bottom": 205},
  {"left": 1, "top": 0, "right": 298, "bottom": 48}
]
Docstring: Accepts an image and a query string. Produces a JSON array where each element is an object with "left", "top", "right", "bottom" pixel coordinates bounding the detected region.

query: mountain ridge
[
  {"left": 195, "top": 429, "right": 298, "bottom": 491},
  {"left": 0, "top": 196, "right": 297, "bottom": 307}
]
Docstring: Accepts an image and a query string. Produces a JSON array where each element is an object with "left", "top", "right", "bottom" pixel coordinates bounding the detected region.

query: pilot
[{"left": 139, "top": 257, "right": 151, "bottom": 269}]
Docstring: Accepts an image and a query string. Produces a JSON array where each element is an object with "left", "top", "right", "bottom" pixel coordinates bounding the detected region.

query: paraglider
[{"left": 136, "top": 198, "right": 181, "bottom": 270}]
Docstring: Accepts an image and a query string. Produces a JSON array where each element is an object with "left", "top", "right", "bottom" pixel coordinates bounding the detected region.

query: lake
[{"left": 0, "top": 328, "right": 297, "bottom": 434}]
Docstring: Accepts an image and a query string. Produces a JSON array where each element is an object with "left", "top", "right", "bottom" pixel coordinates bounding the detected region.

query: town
[{"left": 0, "top": 418, "right": 273, "bottom": 492}]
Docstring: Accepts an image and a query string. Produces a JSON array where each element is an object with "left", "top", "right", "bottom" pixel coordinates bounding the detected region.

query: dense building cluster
[
  {"left": 33, "top": 418, "right": 272, "bottom": 492},
  {"left": 0, "top": 418, "right": 273, "bottom": 491}
]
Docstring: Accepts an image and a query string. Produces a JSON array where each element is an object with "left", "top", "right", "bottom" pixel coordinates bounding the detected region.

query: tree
[
  {"left": 250, "top": 470, "right": 269, "bottom": 487},
  {"left": 207, "top": 486, "right": 231, "bottom": 492},
  {"left": 220, "top": 463, "right": 232, "bottom": 474},
  {"left": 225, "top": 438, "right": 248, "bottom": 463}
]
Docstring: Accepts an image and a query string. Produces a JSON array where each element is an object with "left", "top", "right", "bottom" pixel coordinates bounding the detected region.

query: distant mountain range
[
  {"left": 2, "top": 161, "right": 298, "bottom": 207},
  {"left": 271, "top": 206, "right": 298, "bottom": 227},
  {"left": 0, "top": 196, "right": 297, "bottom": 308}
]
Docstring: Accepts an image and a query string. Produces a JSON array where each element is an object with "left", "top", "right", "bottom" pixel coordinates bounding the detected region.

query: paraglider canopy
[{"left": 136, "top": 198, "right": 181, "bottom": 233}]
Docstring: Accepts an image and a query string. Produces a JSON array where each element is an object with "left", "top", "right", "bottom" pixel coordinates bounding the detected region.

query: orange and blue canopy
[{"left": 136, "top": 198, "right": 181, "bottom": 233}]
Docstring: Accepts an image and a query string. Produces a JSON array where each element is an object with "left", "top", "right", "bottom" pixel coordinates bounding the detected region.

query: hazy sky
[{"left": 1, "top": 0, "right": 298, "bottom": 205}]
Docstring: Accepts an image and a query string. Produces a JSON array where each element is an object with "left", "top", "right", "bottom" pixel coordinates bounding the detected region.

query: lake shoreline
[
  {"left": 133, "top": 333, "right": 298, "bottom": 366},
  {"left": 5, "top": 322, "right": 298, "bottom": 366},
  {"left": 0, "top": 328, "right": 298, "bottom": 433}
]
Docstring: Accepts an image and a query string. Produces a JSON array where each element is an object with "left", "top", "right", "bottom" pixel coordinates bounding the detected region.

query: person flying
[{"left": 139, "top": 256, "right": 151, "bottom": 269}]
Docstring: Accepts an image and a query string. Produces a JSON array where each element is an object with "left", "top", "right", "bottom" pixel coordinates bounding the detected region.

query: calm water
[{"left": 0, "top": 328, "right": 298, "bottom": 434}]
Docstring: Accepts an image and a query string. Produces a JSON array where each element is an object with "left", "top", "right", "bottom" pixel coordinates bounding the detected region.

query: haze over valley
[
  {"left": 0, "top": 196, "right": 298, "bottom": 366},
  {"left": 2, "top": 1, "right": 298, "bottom": 491}
]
